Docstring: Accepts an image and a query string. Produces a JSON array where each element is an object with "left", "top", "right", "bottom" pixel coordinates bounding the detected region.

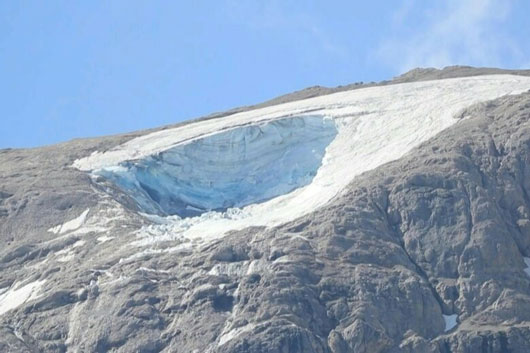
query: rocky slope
[{"left": 2, "top": 67, "right": 530, "bottom": 352}]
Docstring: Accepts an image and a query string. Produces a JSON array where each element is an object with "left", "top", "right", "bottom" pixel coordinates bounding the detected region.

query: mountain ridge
[{"left": 4, "top": 65, "right": 528, "bottom": 153}]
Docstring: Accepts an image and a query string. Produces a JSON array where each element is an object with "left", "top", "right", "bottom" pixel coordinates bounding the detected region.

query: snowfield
[
  {"left": 0, "top": 280, "right": 46, "bottom": 316},
  {"left": 73, "top": 75, "right": 530, "bottom": 242}
]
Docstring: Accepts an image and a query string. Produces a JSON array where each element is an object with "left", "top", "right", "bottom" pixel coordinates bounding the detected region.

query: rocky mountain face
[{"left": 2, "top": 67, "right": 530, "bottom": 353}]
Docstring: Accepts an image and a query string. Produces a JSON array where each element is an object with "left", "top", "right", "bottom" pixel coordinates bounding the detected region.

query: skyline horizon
[{"left": 2, "top": 1, "right": 529, "bottom": 148}]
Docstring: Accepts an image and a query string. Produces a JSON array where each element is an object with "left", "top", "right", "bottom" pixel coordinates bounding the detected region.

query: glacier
[
  {"left": 94, "top": 116, "right": 337, "bottom": 217},
  {"left": 74, "top": 75, "right": 530, "bottom": 242}
]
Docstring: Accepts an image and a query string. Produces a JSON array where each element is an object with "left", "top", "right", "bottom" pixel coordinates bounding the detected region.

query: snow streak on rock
[
  {"left": 48, "top": 208, "right": 90, "bottom": 234},
  {"left": 0, "top": 280, "right": 46, "bottom": 316}
]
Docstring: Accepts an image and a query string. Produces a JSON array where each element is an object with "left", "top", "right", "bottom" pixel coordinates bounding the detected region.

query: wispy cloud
[{"left": 377, "top": 0, "right": 524, "bottom": 73}]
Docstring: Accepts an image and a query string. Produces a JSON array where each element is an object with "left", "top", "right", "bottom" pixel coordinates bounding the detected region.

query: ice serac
[{"left": 95, "top": 116, "right": 337, "bottom": 217}]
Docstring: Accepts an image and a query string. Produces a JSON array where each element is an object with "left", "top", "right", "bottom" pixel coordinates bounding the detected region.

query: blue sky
[{"left": 1, "top": 1, "right": 529, "bottom": 148}]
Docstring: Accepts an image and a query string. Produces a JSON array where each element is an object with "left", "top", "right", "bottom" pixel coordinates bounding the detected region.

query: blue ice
[{"left": 95, "top": 116, "right": 337, "bottom": 217}]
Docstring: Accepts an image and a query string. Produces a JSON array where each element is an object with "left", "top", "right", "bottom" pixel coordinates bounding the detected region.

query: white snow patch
[
  {"left": 50, "top": 197, "right": 129, "bottom": 241},
  {"left": 97, "top": 235, "right": 114, "bottom": 243},
  {"left": 0, "top": 280, "right": 46, "bottom": 316},
  {"left": 273, "top": 256, "right": 292, "bottom": 264},
  {"left": 218, "top": 323, "right": 256, "bottom": 346},
  {"left": 48, "top": 209, "right": 90, "bottom": 234},
  {"left": 13, "top": 326, "right": 24, "bottom": 342},
  {"left": 443, "top": 314, "right": 458, "bottom": 332},
  {"left": 99, "top": 275, "right": 129, "bottom": 287},
  {"left": 208, "top": 261, "right": 249, "bottom": 277},
  {"left": 523, "top": 257, "right": 530, "bottom": 277},
  {"left": 203, "top": 256, "right": 266, "bottom": 277},
  {"left": 72, "top": 240, "right": 86, "bottom": 248},
  {"left": 54, "top": 240, "right": 86, "bottom": 262},
  {"left": 136, "top": 267, "right": 170, "bottom": 274},
  {"left": 56, "top": 252, "right": 75, "bottom": 263},
  {"left": 25, "top": 257, "right": 50, "bottom": 270},
  {"left": 74, "top": 75, "right": 530, "bottom": 243},
  {"left": 69, "top": 201, "right": 127, "bottom": 236},
  {"left": 247, "top": 259, "right": 268, "bottom": 274}
]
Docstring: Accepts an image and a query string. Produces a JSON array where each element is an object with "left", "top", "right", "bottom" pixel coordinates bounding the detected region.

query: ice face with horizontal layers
[
  {"left": 95, "top": 116, "right": 337, "bottom": 217},
  {"left": 75, "top": 75, "right": 530, "bottom": 241}
]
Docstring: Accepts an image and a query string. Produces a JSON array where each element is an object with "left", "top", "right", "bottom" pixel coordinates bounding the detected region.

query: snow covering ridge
[{"left": 73, "top": 75, "right": 530, "bottom": 243}]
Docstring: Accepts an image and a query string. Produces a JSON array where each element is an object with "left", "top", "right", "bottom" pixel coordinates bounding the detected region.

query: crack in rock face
[{"left": 94, "top": 116, "right": 337, "bottom": 217}]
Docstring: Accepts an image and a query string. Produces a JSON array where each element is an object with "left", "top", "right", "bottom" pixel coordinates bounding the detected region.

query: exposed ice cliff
[{"left": 95, "top": 116, "right": 337, "bottom": 217}]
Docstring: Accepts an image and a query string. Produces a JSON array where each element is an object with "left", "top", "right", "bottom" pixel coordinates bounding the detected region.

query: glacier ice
[
  {"left": 74, "top": 75, "right": 530, "bottom": 242},
  {"left": 94, "top": 116, "right": 337, "bottom": 217}
]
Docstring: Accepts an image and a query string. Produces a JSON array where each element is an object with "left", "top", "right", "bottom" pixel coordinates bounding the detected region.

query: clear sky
[{"left": 1, "top": 1, "right": 529, "bottom": 148}]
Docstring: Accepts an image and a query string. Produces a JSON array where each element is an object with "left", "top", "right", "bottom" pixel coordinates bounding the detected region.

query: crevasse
[{"left": 95, "top": 116, "right": 337, "bottom": 217}]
